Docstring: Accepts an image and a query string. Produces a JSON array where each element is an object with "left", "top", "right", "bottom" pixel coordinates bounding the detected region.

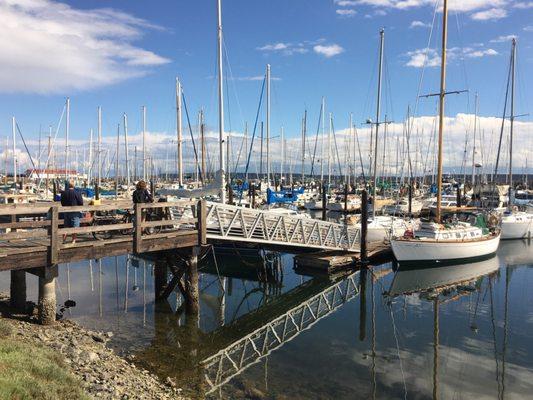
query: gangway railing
[{"left": 204, "top": 203, "right": 360, "bottom": 252}]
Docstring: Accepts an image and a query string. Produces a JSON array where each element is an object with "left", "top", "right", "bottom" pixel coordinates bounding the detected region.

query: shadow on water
[{"left": 1, "top": 240, "right": 533, "bottom": 399}]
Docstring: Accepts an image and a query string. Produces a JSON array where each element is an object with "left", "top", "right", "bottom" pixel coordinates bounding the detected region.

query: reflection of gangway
[
  {"left": 201, "top": 271, "right": 360, "bottom": 394},
  {"left": 205, "top": 202, "right": 361, "bottom": 252}
]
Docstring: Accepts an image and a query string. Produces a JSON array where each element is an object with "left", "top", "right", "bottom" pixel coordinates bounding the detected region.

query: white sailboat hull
[
  {"left": 391, "top": 233, "right": 501, "bottom": 262},
  {"left": 501, "top": 213, "right": 533, "bottom": 239}
]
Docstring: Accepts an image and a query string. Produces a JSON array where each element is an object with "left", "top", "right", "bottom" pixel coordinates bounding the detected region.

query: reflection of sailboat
[
  {"left": 497, "top": 240, "right": 533, "bottom": 266},
  {"left": 388, "top": 255, "right": 500, "bottom": 297}
]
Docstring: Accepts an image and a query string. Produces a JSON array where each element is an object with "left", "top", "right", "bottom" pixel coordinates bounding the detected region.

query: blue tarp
[{"left": 266, "top": 187, "right": 304, "bottom": 204}]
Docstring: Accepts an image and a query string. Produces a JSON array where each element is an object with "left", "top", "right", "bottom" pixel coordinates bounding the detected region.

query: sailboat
[
  {"left": 498, "top": 39, "right": 533, "bottom": 239},
  {"left": 390, "top": 0, "right": 500, "bottom": 263}
]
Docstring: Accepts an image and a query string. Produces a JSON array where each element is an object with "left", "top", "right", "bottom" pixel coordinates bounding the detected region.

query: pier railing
[
  {"left": 0, "top": 199, "right": 200, "bottom": 268},
  {"left": 204, "top": 203, "right": 361, "bottom": 252}
]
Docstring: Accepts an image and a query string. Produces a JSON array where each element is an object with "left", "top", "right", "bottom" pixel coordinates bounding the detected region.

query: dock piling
[
  {"left": 322, "top": 182, "right": 327, "bottom": 221},
  {"left": 38, "top": 266, "right": 58, "bottom": 325},
  {"left": 360, "top": 190, "right": 368, "bottom": 264}
]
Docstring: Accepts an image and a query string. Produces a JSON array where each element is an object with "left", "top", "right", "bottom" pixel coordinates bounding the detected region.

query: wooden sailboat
[{"left": 390, "top": 0, "right": 500, "bottom": 263}]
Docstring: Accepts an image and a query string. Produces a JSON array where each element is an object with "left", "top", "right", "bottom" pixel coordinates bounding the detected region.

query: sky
[{"left": 0, "top": 0, "right": 532, "bottom": 175}]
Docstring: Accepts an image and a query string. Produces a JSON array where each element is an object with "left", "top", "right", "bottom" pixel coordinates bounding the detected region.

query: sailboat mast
[
  {"left": 321, "top": 97, "right": 325, "bottom": 183},
  {"left": 280, "top": 126, "right": 284, "bottom": 183},
  {"left": 509, "top": 38, "right": 516, "bottom": 204},
  {"left": 371, "top": 28, "right": 384, "bottom": 218},
  {"left": 123, "top": 113, "right": 130, "bottom": 193},
  {"left": 471, "top": 93, "right": 478, "bottom": 186},
  {"left": 436, "top": 0, "right": 449, "bottom": 224},
  {"left": 65, "top": 97, "right": 70, "bottom": 181},
  {"left": 97, "top": 107, "right": 102, "bottom": 188},
  {"left": 217, "top": 0, "right": 226, "bottom": 203},
  {"left": 266, "top": 64, "right": 271, "bottom": 186},
  {"left": 12, "top": 117, "right": 16, "bottom": 186},
  {"left": 142, "top": 106, "right": 147, "bottom": 182},
  {"left": 176, "top": 78, "right": 183, "bottom": 186},
  {"left": 301, "top": 110, "right": 306, "bottom": 184},
  {"left": 115, "top": 123, "right": 120, "bottom": 199}
]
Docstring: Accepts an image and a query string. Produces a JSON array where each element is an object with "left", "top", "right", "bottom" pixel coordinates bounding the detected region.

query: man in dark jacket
[
  {"left": 132, "top": 180, "right": 153, "bottom": 204},
  {"left": 60, "top": 180, "right": 83, "bottom": 243}
]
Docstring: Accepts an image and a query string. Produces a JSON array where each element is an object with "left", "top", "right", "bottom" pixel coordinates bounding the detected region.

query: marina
[{"left": 0, "top": 0, "right": 532, "bottom": 399}]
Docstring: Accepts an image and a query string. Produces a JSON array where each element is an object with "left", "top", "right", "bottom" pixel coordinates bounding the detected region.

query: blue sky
[{"left": 0, "top": 0, "right": 532, "bottom": 173}]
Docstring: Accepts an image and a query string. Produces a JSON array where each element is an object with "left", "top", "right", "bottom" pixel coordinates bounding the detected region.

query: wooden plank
[
  {"left": 139, "top": 200, "right": 195, "bottom": 209},
  {"left": 0, "top": 203, "right": 54, "bottom": 215},
  {"left": 0, "top": 220, "right": 51, "bottom": 229},
  {"left": 140, "top": 218, "right": 196, "bottom": 228},
  {"left": 57, "top": 201, "right": 132, "bottom": 213},
  {"left": 1, "top": 230, "right": 48, "bottom": 240},
  {"left": 58, "top": 222, "right": 132, "bottom": 235}
]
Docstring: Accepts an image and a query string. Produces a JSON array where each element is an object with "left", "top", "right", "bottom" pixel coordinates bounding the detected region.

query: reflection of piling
[
  {"left": 360, "top": 190, "right": 368, "bottom": 264},
  {"left": 359, "top": 268, "right": 367, "bottom": 341},
  {"left": 10, "top": 270, "right": 26, "bottom": 311},
  {"left": 154, "top": 260, "right": 168, "bottom": 301}
]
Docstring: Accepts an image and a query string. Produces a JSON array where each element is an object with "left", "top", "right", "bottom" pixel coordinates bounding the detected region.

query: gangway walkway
[{"left": 205, "top": 202, "right": 361, "bottom": 252}]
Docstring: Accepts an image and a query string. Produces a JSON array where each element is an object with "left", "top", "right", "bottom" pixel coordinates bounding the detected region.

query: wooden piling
[
  {"left": 10, "top": 270, "right": 26, "bottom": 311},
  {"left": 197, "top": 199, "right": 207, "bottom": 246},
  {"left": 344, "top": 183, "right": 349, "bottom": 216},
  {"left": 48, "top": 205, "right": 59, "bottom": 266},
  {"left": 360, "top": 190, "right": 368, "bottom": 264},
  {"left": 322, "top": 183, "right": 327, "bottom": 221},
  {"left": 456, "top": 185, "right": 461, "bottom": 208},
  {"left": 133, "top": 202, "right": 142, "bottom": 253},
  {"left": 408, "top": 184, "right": 412, "bottom": 217}
]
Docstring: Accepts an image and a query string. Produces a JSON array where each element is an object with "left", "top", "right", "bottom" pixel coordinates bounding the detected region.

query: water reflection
[{"left": 0, "top": 241, "right": 532, "bottom": 399}]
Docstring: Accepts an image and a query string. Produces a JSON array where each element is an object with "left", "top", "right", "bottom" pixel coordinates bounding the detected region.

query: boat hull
[
  {"left": 391, "top": 233, "right": 501, "bottom": 263},
  {"left": 501, "top": 215, "right": 533, "bottom": 240}
]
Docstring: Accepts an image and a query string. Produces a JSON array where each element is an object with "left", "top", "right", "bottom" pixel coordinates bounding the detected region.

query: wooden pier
[{"left": 0, "top": 194, "right": 380, "bottom": 325}]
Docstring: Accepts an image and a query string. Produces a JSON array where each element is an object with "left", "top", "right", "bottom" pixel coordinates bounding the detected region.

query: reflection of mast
[
  {"left": 502, "top": 266, "right": 510, "bottom": 399},
  {"left": 371, "top": 272, "right": 377, "bottom": 400},
  {"left": 124, "top": 256, "right": 130, "bottom": 312},
  {"left": 98, "top": 259, "right": 103, "bottom": 317},
  {"left": 433, "top": 298, "right": 439, "bottom": 400}
]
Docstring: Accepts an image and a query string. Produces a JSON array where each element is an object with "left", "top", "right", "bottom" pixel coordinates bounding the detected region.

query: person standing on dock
[
  {"left": 60, "top": 180, "right": 83, "bottom": 243},
  {"left": 133, "top": 180, "right": 153, "bottom": 204}
]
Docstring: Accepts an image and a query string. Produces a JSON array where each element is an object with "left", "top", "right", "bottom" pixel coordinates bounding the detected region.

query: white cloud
[
  {"left": 257, "top": 43, "right": 289, "bottom": 51},
  {"left": 470, "top": 8, "right": 507, "bottom": 20},
  {"left": 334, "top": 0, "right": 358, "bottom": 5},
  {"left": 405, "top": 46, "right": 498, "bottom": 68},
  {"left": 256, "top": 42, "right": 308, "bottom": 55},
  {"left": 336, "top": 9, "right": 357, "bottom": 16},
  {"left": 405, "top": 48, "right": 441, "bottom": 68},
  {"left": 354, "top": 0, "right": 508, "bottom": 13},
  {"left": 524, "top": 26, "right": 533, "bottom": 32},
  {"left": 513, "top": 1, "right": 533, "bottom": 8},
  {"left": 0, "top": 0, "right": 170, "bottom": 94},
  {"left": 410, "top": 20, "right": 431, "bottom": 28},
  {"left": 313, "top": 44, "right": 345, "bottom": 58},
  {"left": 234, "top": 76, "right": 281, "bottom": 82},
  {"left": 490, "top": 35, "right": 518, "bottom": 43}
]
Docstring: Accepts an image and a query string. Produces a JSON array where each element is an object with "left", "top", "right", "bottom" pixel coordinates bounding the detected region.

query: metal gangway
[
  {"left": 201, "top": 271, "right": 360, "bottom": 394},
  {"left": 204, "top": 202, "right": 361, "bottom": 252}
]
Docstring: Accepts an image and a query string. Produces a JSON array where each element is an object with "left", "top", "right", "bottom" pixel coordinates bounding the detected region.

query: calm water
[{"left": 1, "top": 241, "right": 532, "bottom": 399}]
